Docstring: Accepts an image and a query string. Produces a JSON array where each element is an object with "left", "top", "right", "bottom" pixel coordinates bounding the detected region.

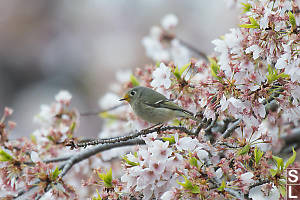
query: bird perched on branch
[{"left": 120, "top": 86, "right": 198, "bottom": 124}]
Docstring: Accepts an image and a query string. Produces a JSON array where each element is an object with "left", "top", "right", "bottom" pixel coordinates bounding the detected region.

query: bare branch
[
  {"left": 281, "top": 128, "right": 300, "bottom": 146},
  {"left": 70, "top": 125, "right": 193, "bottom": 148},
  {"left": 222, "top": 119, "right": 241, "bottom": 138},
  {"left": 204, "top": 114, "right": 219, "bottom": 133},
  {"left": 24, "top": 155, "right": 71, "bottom": 165},
  {"left": 60, "top": 138, "right": 144, "bottom": 177},
  {"left": 177, "top": 38, "right": 208, "bottom": 61},
  {"left": 279, "top": 128, "right": 300, "bottom": 154}
]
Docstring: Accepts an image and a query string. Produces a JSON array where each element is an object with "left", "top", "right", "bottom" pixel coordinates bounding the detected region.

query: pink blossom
[
  {"left": 249, "top": 183, "right": 280, "bottom": 200},
  {"left": 245, "top": 45, "right": 263, "bottom": 60},
  {"left": 4, "top": 107, "right": 13, "bottom": 117},
  {"left": 150, "top": 63, "right": 172, "bottom": 89},
  {"left": 55, "top": 90, "right": 72, "bottom": 105},
  {"left": 161, "top": 14, "right": 178, "bottom": 30},
  {"left": 240, "top": 172, "right": 254, "bottom": 185}
]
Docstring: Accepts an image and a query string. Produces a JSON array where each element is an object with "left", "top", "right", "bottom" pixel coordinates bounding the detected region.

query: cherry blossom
[
  {"left": 150, "top": 63, "right": 172, "bottom": 89},
  {"left": 1, "top": 1, "right": 300, "bottom": 199},
  {"left": 55, "top": 90, "right": 72, "bottom": 105},
  {"left": 161, "top": 14, "right": 178, "bottom": 30}
]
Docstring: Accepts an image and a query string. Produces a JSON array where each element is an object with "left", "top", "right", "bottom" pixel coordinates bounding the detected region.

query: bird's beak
[{"left": 119, "top": 93, "right": 129, "bottom": 102}]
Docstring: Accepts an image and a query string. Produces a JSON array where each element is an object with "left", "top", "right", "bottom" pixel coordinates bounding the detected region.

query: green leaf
[
  {"left": 155, "top": 61, "right": 160, "bottom": 67},
  {"left": 189, "top": 157, "right": 198, "bottom": 168},
  {"left": 241, "top": 2, "right": 251, "bottom": 13},
  {"left": 30, "top": 134, "right": 37, "bottom": 144},
  {"left": 171, "top": 118, "right": 181, "bottom": 126},
  {"left": 99, "top": 112, "right": 118, "bottom": 120},
  {"left": 240, "top": 16, "right": 259, "bottom": 29},
  {"left": 190, "top": 185, "right": 201, "bottom": 194},
  {"left": 209, "top": 58, "right": 223, "bottom": 82},
  {"left": 269, "top": 168, "right": 277, "bottom": 177},
  {"left": 177, "top": 176, "right": 200, "bottom": 194},
  {"left": 0, "top": 148, "right": 13, "bottom": 162},
  {"left": 92, "top": 189, "right": 102, "bottom": 200},
  {"left": 122, "top": 155, "right": 139, "bottom": 166},
  {"left": 288, "top": 11, "right": 296, "bottom": 31},
  {"left": 267, "top": 68, "right": 274, "bottom": 81},
  {"left": 267, "top": 64, "right": 273, "bottom": 75},
  {"left": 277, "top": 73, "right": 289, "bottom": 79},
  {"left": 174, "top": 66, "right": 181, "bottom": 80},
  {"left": 47, "top": 135, "right": 55, "bottom": 142},
  {"left": 285, "top": 147, "right": 296, "bottom": 169},
  {"left": 249, "top": 17, "right": 259, "bottom": 26},
  {"left": 279, "top": 179, "right": 286, "bottom": 186},
  {"left": 51, "top": 167, "right": 62, "bottom": 180},
  {"left": 177, "top": 176, "right": 192, "bottom": 189},
  {"left": 254, "top": 146, "right": 263, "bottom": 165},
  {"left": 162, "top": 136, "right": 176, "bottom": 144},
  {"left": 130, "top": 75, "right": 140, "bottom": 87},
  {"left": 179, "top": 63, "right": 190, "bottom": 76},
  {"left": 218, "top": 179, "right": 226, "bottom": 191},
  {"left": 266, "top": 65, "right": 289, "bottom": 83},
  {"left": 70, "top": 122, "right": 76, "bottom": 133},
  {"left": 278, "top": 179, "right": 287, "bottom": 197},
  {"left": 278, "top": 185, "right": 286, "bottom": 197},
  {"left": 98, "top": 168, "right": 113, "bottom": 188},
  {"left": 240, "top": 24, "right": 259, "bottom": 29},
  {"left": 272, "top": 155, "right": 284, "bottom": 170},
  {"left": 238, "top": 144, "right": 250, "bottom": 155}
]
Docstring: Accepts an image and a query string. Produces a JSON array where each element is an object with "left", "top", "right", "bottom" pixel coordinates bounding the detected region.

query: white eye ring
[{"left": 130, "top": 90, "right": 136, "bottom": 96}]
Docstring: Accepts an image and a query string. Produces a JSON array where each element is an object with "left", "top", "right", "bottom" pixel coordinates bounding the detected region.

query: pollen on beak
[{"left": 119, "top": 94, "right": 130, "bottom": 102}]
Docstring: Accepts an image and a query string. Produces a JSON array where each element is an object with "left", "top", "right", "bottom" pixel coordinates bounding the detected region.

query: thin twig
[
  {"left": 24, "top": 155, "right": 71, "bottom": 165},
  {"left": 15, "top": 180, "right": 40, "bottom": 199},
  {"left": 80, "top": 103, "right": 126, "bottom": 116},
  {"left": 60, "top": 138, "right": 144, "bottom": 177},
  {"left": 223, "top": 119, "right": 241, "bottom": 138},
  {"left": 248, "top": 180, "right": 270, "bottom": 190},
  {"left": 204, "top": 114, "right": 219, "bottom": 133},
  {"left": 70, "top": 125, "right": 193, "bottom": 148},
  {"left": 177, "top": 38, "right": 208, "bottom": 61}
]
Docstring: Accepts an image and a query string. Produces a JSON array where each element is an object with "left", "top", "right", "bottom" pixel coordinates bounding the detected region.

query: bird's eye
[{"left": 130, "top": 91, "right": 136, "bottom": 96}]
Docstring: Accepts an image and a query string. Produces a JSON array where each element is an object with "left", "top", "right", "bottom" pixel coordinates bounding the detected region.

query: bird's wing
[{"left": 144, "top": 99, "right": 194, "bottom": 116}]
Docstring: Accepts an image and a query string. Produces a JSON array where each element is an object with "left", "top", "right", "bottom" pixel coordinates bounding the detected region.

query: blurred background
[{"left": 0, "top": 0, "right": 238, "bottom": 138}]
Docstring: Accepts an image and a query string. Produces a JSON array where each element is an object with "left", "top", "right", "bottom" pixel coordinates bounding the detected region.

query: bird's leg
[{"left": 156, "top": 123, "right": 164, "bottom": 134}]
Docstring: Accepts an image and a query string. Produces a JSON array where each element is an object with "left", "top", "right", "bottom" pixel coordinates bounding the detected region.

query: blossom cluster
[
  {"left": 121, "top": 132, "right": 213, "bottom": 199},
  {"left": 0, "top": 0, "right": 299, "bottom": 199},
  {"left": 115, "top": 0, "right": 300, "bottom": 199},
  {"left": 0, "top": 91, "right": 79, "bottom": 199},
  {"left": 142, "top": 14, "right": 191, "bottom": 68}
]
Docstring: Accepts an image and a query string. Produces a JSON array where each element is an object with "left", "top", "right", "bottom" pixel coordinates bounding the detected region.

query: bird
[{"left": 119, "top": 86, "right": 198, "bottom": 124}]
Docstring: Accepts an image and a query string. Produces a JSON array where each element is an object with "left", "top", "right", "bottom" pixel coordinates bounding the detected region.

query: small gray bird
[{"left": 119, "top": 86, "right": 197, "bottom": 124}]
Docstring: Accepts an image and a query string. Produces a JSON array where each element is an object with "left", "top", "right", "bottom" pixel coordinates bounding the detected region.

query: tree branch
[
  {"left": 177, "top": 38, "right": 208, "bottom": 61},
  {"left": 60, "top": 138, "right": 144, "bottom": 177},
  {"left": 80, "top": 103, "right": 126, "bottom": 116},
  {"left": 15, "top": 138, "right": 145, "bottom": 199},
  {"left": 70, "top": 125, "right": 194, "bottom": 148},
  {"left": 222, "top": 119, "right": 241, "bottom": 138},
  {"left": 24, "top": 155, "right": 71, "bottom": 166},
  {"left": 279, "top": 128, "right": 300, "bottom": 154}
]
